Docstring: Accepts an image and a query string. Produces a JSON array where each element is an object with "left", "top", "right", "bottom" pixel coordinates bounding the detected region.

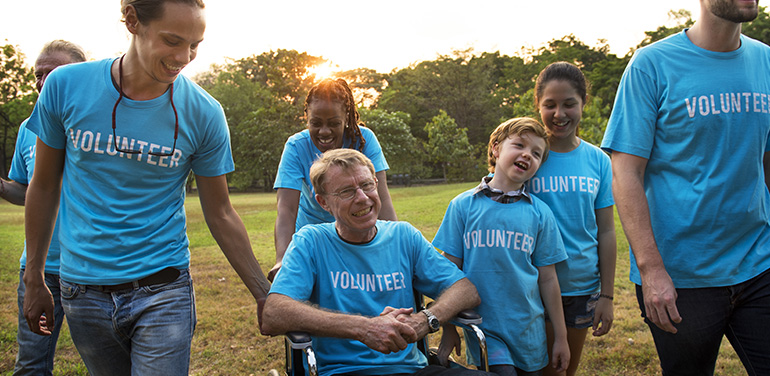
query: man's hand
[
  {"left": 359, "top": 307, "right": 417, "bottom": 354},
  {"left": 22, "top": 277, "right": 55, "bottom": 335},
  {"left": 641, "top": 267, "right": 681, "bottom": 333},
  {"left": 391, "top": 309, "right": 431, "bottom": 340},
  {"left": 257, "top": 296, "right": 267, "bottom": 335}
]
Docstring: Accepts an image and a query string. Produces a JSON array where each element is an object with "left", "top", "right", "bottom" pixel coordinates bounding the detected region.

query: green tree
[
  {"left": 359, "top": 108, "right": 425, "bottom": 178},
  {"left": 743, "top": 6, "right": 770, "bottom": 45},
  {"left": 0, "top": 43, "right": 35, "bottom": 178},
  {"left": 379, "top": 49, "right": 503, "bottom": 145},
  {"left": 196, "top": 50, "right": 322, "bottom": 190},
  {"left": 423, "top": 110, "right": 479, "bottom": 182},
  {"left": 336, "top": 68, "right": 387, "bottom": 108}
]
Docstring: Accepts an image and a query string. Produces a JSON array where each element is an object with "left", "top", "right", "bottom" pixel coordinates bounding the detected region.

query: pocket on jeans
[{"left": 59, "top": 279, "right": 80, "bottom": 300}]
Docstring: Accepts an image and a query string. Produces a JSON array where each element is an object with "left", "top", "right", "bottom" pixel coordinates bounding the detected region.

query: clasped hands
[{"left": 359, "top": 306, "right": 429, "bottom": 354}]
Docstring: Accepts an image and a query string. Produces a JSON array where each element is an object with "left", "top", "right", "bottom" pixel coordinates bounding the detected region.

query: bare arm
[
  {"left": 262, "top": 293, "right": 418, "bottom": 354},
  {"left": 612, "top": 151, "right": 680, "bottom": 333},
  {"left": 22, "top": 139, "right": 63, "bottom": 335},
  {"left": 0, "top": 178, "right": 28, "bottom": 205},
  {"left": 593, "top": 206, "right": 617, "bottom": 336},
  {"left": 538, "top": 264, "right": 569, "bottom": 373},
  {"left": 270, "top": 188, "right": 300, "bottom": 281},
  {"left": 375, "top": 171, "right": 397, "bottom": 221},
  {"left": 196, "top": 174, "right": 271, "bottom": 332}
]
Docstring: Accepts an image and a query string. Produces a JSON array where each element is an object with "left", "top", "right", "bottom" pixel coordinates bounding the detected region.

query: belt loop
[{"left": 132, "top": 280, "right": 139, "bottom": 289}]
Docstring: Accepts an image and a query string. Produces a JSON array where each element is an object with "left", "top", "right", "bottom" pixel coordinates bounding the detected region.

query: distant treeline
[{"left": 2, "top": 9, "right": 769, "bottom": 187}]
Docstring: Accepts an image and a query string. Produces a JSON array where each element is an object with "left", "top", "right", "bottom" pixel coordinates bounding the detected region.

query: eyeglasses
[
  {"left": 326, "top": 178, "right": 378, "bottom": 200},
  {"left": 111, "top": 55, "right": 178, "bottom": 156}
]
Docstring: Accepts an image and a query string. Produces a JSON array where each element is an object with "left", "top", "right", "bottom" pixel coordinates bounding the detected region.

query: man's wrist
[{"left": 421, "top": 309, "right": 440, "bottom": 333}]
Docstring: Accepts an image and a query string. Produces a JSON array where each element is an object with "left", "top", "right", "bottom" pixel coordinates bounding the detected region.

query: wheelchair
[{"left": 273, "top": 292, "right": 488, "bottom": 376}]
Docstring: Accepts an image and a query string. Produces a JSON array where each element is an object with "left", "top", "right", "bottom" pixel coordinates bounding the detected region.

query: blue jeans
[
  {"left": 60, "top": 269, "right": 196, "bottom": 376},
  {"left": 636, "top": 268, "right": 770, "bottom": 376},
  {"left": 14, "top": 269, "right": 65, "bottom": 376}
]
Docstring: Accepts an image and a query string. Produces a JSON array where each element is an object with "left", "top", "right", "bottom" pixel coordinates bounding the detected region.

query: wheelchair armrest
[
  {"left": 452, "top": 309, "right": 482, "bottom": 326},
  {"left": 286, "top": 331, "right": 313, "bottom": 350},
  {"left": 284, "top": 331, "right": 317, "bottom": 376}
]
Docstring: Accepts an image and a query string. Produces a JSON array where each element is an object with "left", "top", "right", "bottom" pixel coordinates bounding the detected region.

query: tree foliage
[
  {"left": 423, "top": 110, "right": 479, "bottom": 182},
  {"left": 359, "top": 108, "right": 425, "bottom": 178},
  {"left": 379, "top": 49, "right": 503, "bottom": 145},
  {"left": 196, "top": 50, "right": 316, "bottom": 190},
  {"left": 0, "top": 44, "right": 35, "bottom": 178},
  {"left": 6, "top": 7, "right": 761, "bottom": 187}
]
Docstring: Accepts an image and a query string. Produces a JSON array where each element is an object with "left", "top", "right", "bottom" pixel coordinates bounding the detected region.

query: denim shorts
[{"left": 544, "top": 293, "right": 599, "bottom": 329}]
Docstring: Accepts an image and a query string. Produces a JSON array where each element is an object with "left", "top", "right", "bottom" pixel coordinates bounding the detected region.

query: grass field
[{"left": 0, "top": 182, "right": 747, "bottom": 375}]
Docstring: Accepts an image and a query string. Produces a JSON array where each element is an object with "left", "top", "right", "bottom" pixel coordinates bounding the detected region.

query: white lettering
[{"left": 81, "top": 131, "right": 94, "bottom": 152}]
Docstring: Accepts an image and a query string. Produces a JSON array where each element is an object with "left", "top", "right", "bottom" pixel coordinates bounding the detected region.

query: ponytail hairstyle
[{"left": 304, "top": 78, "right": 365, "bottom": 151}]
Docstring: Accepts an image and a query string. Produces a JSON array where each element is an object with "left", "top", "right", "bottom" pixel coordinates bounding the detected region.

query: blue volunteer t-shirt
[
  {"left": 602, "top": 31, "right": 770, "bottom": 288},
  {"left": 527, "top": 141, "right": 614, "bottom": 295},
  {"left": 270, "top": 220, "right": 465, "bottom": 376},
  {"left": 26, "top": 58, "right": 234, "bottom": 285},
  {"left": 432, "top": 189, "right": 567, "bottom": 371},
  {"left": 9, "top": 119, "right": 63, "bottom": 274},
  {"left": 273, "top": 127, "right": 389, "bottom": 230}
]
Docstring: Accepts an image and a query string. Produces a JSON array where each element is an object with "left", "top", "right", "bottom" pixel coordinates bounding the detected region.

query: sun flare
[{"left": 308, "top": 61, "right": 339, "bottom": 82}]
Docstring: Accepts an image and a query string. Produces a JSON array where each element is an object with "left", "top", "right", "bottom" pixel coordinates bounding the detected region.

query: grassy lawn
[{"left": 0, "top": 182, "right": 747, "bottom": 375}]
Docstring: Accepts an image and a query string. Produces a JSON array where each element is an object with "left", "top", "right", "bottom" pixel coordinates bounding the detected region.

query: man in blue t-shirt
[
  {"left": 602, "top": 0, "right": 770, "bottom": 374},
  {"left": 263, "top": 149, "right": 491, "bottom": 376},
  {"left": 1, "top": 40, "right": 86, "bottom": 376}
]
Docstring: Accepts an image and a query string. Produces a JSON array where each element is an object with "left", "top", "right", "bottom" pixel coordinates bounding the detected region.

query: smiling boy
[{"left": 433, "top": 118, "right": 570, "bottom": 376}]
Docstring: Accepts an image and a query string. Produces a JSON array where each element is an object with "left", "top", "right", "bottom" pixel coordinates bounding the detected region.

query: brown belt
[{"left": 90, "top": 267, "right": 181, "bottom": 292}]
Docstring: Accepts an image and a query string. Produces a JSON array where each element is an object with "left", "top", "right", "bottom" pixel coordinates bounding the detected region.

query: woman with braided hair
[{"left": 270, "top": 78, "right": 397, "bottom": 280}]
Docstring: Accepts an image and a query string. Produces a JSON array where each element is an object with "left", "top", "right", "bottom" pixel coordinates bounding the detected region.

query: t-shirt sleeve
[
  {"left": 601, "top": 53, "right": 658, "bottom": 159},
  {"left": 594, "top": 152, "right": 614, "bottom": 209},
  {"left": 410, "top": 224, "right": 465, "bottom": 299},
  {"left": 190, "top": 104, "right": 235, "bottom": 177},
  {"left": 9, "top": 122, "right": 31, "bottom": 184},
  {"left": 361, "top": 128, "right": 390, "bottom": 173},
  {"left": 273, "top": 136, "right": 306, "bottom": 191},
  {"left": 26, "top": 71, "right": 67, "bottom": 150},
  {"left": 532, "top": 204, "right": 568, "bottom": 267},
  {"left": 269, "top": 230, "right": 316, "bottom": 301},
  {"left": 431, "top": 197, "right": 466, "bottom": 260}
]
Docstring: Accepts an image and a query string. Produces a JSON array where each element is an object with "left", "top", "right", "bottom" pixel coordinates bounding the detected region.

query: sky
[{"left": 1, "top": 0, "right": 702, "bottom": 77}]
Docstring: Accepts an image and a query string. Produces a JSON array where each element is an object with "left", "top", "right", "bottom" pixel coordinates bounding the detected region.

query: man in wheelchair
[{"left": 263, "top": 149, "right": 493, "bottom": 376}]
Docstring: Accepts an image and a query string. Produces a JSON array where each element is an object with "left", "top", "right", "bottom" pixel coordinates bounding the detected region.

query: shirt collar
[{"left": 473, "top": 176, "right": 532, "bottom": 204}]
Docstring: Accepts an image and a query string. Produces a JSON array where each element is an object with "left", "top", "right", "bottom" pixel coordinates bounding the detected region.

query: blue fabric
[
  {"left": 527, "top": 141, "right": 613, "bottom": 295},
  {"left": 9, "top": 119, "right": 62, "bottom": 274},
  {"left": 14, "top": 270, "right": 64, "bottom": 376},
  {"left": 270, "top": 220, "right": 466, "bottom": 376},
  {"left": 59, "top": 270, "right": 196, "bottom": 376},
  {"left": 601, "top": 31, "right": 770, "bottom": 288},
  {"left": 273, "top": 128, "right": 389, "bottom": 230},
  {"left": 432, "top": 189, "right": 567, "bottom": 371},
  {"left": 26, "top": 58, "right": 233, "bottom": 285}
]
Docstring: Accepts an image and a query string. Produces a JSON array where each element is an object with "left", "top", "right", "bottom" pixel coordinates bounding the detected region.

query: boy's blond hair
[
  {"left": 310, "top": 149, "right": 376, "bottom": 195},
  {"left": 487, "top": 117, "right": 550, "bottom": 173}
]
